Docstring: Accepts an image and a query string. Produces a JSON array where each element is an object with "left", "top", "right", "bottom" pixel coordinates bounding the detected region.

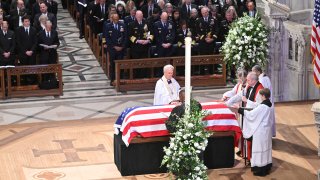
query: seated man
[
  {"left": 154, "top": 64, "right": 180, "bottom": 105},
  {"left": 235, "top": 88, "right": 273, "bottom": 176}
]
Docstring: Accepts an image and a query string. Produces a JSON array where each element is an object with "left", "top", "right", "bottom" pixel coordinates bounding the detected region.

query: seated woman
[
  {"left": 166, "top": 89, "right": 202, "bottom": 133},
  {"left": 236, "top": 88, "right": 273, "bottom": 176}
]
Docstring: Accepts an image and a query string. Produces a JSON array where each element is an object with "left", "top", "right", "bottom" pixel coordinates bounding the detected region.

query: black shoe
[
  {"left": 236, "top": 150, "right": 242, "bottom": 157},
  {"left": 79, "top": 35, "right": 84, "bottom": 39}
]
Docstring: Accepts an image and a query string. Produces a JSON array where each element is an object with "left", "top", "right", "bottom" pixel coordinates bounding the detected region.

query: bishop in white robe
[
  {"left": 154, "top": 64, "right": 180, "bottom": 105},
  {"left": 238, "top": 88, "right": 272, "bottom": 176}
]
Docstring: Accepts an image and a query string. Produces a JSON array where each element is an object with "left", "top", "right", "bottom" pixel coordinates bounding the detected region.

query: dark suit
[
  {"left": 47, "top": 0, "right": 58, "bottom": 16},
  {"left": 141, "top": 3, "right": 159, "bottom": 19},
  {"left": 104, "top": 22, "right": 127, "bottom": 82},
  {"left": 9, "top": 8, "right": 30, "bottom": 30},
  {"left": 0, "top": 30, "right": 15, "bottom": 65},
  {"left": 33, "top": 12, "right": 57, "bottom": 30},
  {"left": 179, "top": 3, "right": 197, "bottom": 21},
  {"left": 124, "top": 15, "right": 135, "bottom": 27},
  {"left": 0, "top": 1, "right": 10, "bottom": 15},
  {"left": 153, "top": 20, "right": 175, "bottom": 57},
  {"left": 15, "top": 26, "right": 38, "bottom": 65},
  {"left": 37, "top": 29, "right": 59, "bottom": 64},
  {"left": 76, "top": 0, "right": 87, "bottom": 36},
  {"left": 92, "top": 3, "right": 108, "bottom": 34}
]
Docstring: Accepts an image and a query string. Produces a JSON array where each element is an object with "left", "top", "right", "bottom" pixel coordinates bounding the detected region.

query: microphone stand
[{"left": 241, "top": 84, "right": 248, "bottom": 166}]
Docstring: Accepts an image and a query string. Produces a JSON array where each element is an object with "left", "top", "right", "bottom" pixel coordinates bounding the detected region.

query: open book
[
  {"left": 77, "top": 1, "right": 87, "bottom": 7},
  {"left": 93, "top": 16, "right": 104, "bottom": 21},
  {"left": 39, "top": 44, "right": 58, "bottom": 49},
  {"left": 0, "top": 65, "right": 15, "bottom": 68}
]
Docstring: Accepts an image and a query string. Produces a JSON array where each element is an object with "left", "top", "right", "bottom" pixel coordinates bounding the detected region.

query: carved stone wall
[{"left": 258, "top": 0, "right": 320, "bottom": 102}]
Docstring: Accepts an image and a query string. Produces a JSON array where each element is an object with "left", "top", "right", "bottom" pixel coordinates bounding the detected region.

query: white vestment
[
  {"left": 259, "top": 73, "right": 276, "bottom": 137},
  {"left": 243, "top": 103, "right": 272, "bottom": 167},
  {"left": 223, "top": 83, "right": 244, "bottom": 107},
  {"left": 153, "top": 77, "right": 180, "bottom": 105}
]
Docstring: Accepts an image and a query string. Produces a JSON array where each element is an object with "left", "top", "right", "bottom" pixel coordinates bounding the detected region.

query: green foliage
[
  {"left": 161, "top": 100, "right": 211, "bottom": 179},
  {"left": 221, "top": 15, "right": 269, "bottom": 70}
]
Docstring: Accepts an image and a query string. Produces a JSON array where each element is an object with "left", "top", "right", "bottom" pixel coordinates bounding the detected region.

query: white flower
[
  {"left": 187, "top": 123, "right": 194, "bottom": 128},
  {"left": 194, "top": 166, "right": 200, "bottom": 171}
]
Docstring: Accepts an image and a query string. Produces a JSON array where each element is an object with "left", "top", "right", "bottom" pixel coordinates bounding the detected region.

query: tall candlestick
[{"left": 185, "top": 37, "right": 192, "bottom": 114}]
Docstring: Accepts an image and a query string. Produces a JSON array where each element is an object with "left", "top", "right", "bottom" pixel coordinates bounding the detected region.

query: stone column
[{"left": 311, "top": 102, "right": 320, "bottom": 157}]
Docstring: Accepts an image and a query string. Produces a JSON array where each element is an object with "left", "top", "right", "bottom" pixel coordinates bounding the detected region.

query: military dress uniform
[
  {"left": 104, "top": 21, "right": 127, "bottom": 83},
  {"left": 153, "top": 20, "right": 175, "bottom": 57},
  {"left": 196, "top": 16, "right": 219, "bottom": 55},
  {"left": 128, "top": 19, "right": 153, "bottom": 59}
]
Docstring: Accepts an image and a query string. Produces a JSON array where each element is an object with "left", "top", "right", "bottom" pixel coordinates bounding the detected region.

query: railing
[
  {"left": 6, "top": 64, "right": 63, "bottom": 98},
  {"left": 115, "top": 55, "right": 226, "bottom": 92}
]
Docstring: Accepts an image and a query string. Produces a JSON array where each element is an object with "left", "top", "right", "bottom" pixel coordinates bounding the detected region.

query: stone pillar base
[{"left": 311, "top": 102, "right": 320, "bottom": 157}]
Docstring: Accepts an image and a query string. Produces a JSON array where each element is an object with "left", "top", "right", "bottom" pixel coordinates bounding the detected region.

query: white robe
[
  {"left": 243, "top": 103, "right": 272, "bottom": 167},
  {"left": 259, "top": 73, "right": 276, "bottom": 137},
  {"left": 153, "top": 77, "right": 180, "bottom": 105}
]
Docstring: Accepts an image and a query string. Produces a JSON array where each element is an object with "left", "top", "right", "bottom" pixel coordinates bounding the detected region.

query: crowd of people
[
  {"left": 75, "top": 0, "right": 259, "bottom": 82},
  {"left": 0, "top": 0, "right": 59, "bottom": 67},
  {"left": 153, "top": 63, "right": 274, "bottom": 177}
]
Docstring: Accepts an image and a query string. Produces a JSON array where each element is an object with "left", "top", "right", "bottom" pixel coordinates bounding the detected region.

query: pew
[
  {"left": 6, "top": 64, "right": 63, "bottom": 98},
  {"left": 115, "top": 55, "right": 226, "bottom": 92},
  {"left": 0, "top": 68, "right": 5, "bottom": 99}
]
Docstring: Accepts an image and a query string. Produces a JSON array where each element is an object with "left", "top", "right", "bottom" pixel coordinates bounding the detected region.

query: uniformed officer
[
  {"left": 196, "top": 6, "right": 218, "bottom": 55},
  {"left": 104, "top": 13, "right": 127, "bottom": 85},
  {"left": 153, "top": 11, "right": 175, "bottom": 57},
  {"left": 128, "top": 10, "right": 153, "bottom": 59},
  {"left": 196, "top": 6, "right": 219, "bottom": 74}
]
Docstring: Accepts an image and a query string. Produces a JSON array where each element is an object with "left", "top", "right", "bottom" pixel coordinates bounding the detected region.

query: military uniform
[
  {"left": 128, "top": 20, "right": 153, "bottom": 59},
  {"left": 153, "top": 20, "right": 175, "bottom": 57},
  {"left": 104, "top": 21, "right": 127, "bottom": 83},
  {"left": 196, "top": 16, "right": 219, "bottom": 55}
]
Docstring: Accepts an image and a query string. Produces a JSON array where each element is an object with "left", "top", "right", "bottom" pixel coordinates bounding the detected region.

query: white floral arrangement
[
  {"left": 221, "top": 15, "right": 269, "bottom": 70},
  {"left": 161, "top": 102, "right": 211, "bottom": 179}
]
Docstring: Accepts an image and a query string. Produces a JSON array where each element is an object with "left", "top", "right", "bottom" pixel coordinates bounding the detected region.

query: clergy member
[
  {"left": 236, "top": 88, "right": 273, "bottom": 176},
  {"left": 222, "top": 68, "right": 247, "bottom": 105},
  {"left": 252, "top": 65, "right": 276, "bottom": 137},
  {"left": 227, "top": 72, "right": 264, "bottom": 161},
  {"left": 154, "top": 64, "right": 180, "bottom": 105}
]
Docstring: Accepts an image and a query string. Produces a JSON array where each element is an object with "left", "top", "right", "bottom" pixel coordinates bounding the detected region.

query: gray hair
[
  {"left": 247, "top": 72, "right": 258, "bottom": 81},
  {"left": 237, "top": 68, "right": 247, "bottom": 78},
  {"left": 163, "top": 64, "right": 174, "bottom": 73},
  {"left": 252, "top": 65, "right": 263, "bottom": 73}
]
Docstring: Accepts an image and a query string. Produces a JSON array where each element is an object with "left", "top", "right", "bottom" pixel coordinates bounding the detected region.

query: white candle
[{"left": 185, "top": 37, "right": 192, "bottom": 114}]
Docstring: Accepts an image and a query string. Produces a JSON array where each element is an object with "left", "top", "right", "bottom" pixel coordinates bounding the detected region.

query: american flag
[
  {"left": 114, "top": 102, "right": 242, "bottom": 146},
  {"left": 311, "top": 0, "right": 320, "bottom": 86}
]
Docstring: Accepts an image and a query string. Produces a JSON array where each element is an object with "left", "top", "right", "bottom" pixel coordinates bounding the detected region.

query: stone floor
[{"left": 0, "top": 3, "right": 230, "bottom": 125}]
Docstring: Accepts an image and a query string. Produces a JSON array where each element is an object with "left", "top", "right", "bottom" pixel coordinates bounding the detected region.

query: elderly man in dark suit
[
  {"left": 0, "top": 21, "right": 15, "bottom": 66},
  {"left": 33, "top": 2, "right": 57, "bottom": 30},
  {"left": 37, "top": 20, "right": 59, "bottom": 64},
  {"left": 92, "top": 0, "right": 108, "bottom": 35}
]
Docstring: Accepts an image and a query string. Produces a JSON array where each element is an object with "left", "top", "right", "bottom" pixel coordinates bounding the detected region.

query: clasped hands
[{"left": 136, "top": 39, "right": 150, "bottom": 45}]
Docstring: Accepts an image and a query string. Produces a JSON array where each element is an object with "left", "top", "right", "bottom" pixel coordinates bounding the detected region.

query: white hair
[
  {"left": 247, "top": 72, "right": 258, "bottom": 81},
  {"left": 163, "top": 64, "right": 174, "bottom": 73}
]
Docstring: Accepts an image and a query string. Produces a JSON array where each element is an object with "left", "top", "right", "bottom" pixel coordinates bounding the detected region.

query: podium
[{"left": 114, "top": 132, "right": 235, "bottom": 176}]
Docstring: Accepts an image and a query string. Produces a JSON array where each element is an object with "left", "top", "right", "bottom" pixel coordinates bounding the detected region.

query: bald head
[
  {"left": 135, "top": 10, "right": 143, "bottom": 22},
  {"left": 160, "top": 12, "right": 168, "bottom": 22}
]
